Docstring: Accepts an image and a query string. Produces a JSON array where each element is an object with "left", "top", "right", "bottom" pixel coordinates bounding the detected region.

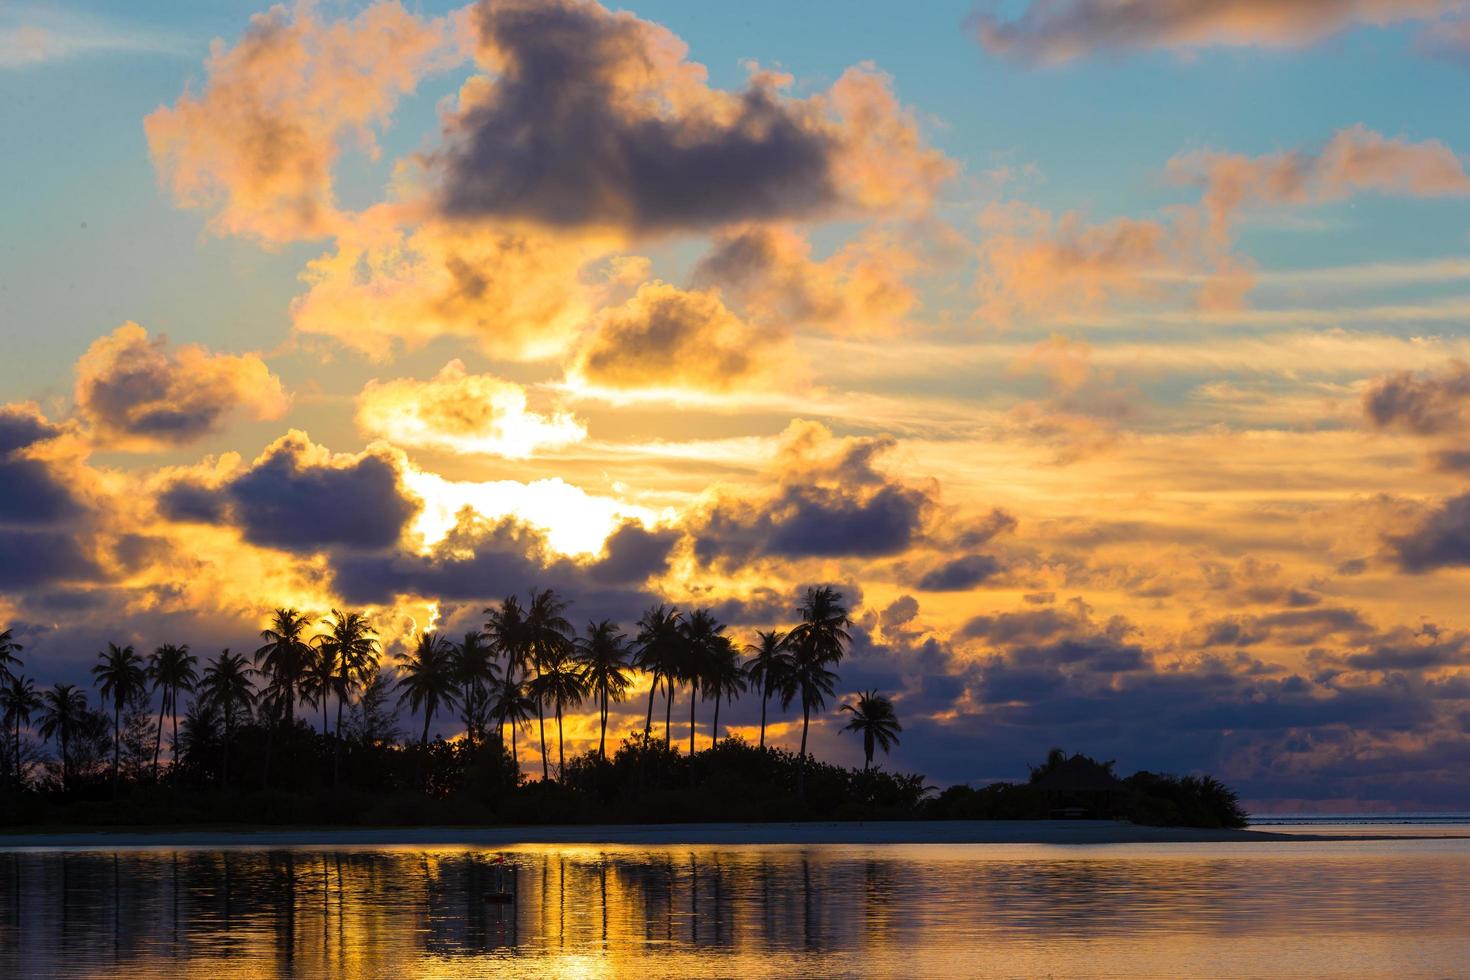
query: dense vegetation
[{"left": 0, "top": 591, "right": 1247, "bottom": 830}]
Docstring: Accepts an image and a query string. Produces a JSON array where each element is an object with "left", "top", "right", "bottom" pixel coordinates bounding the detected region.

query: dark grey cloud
[
  {"left": 1364, "top": 360, "right": 1470, "bottom": 435},
  {"left": 431, "top": 0, "right": 839, "bottom": 232},
  {"left": 0, "top": 529, "right": 99, "bottom": 590},
  {"left": 695, "top": 482, "right": 928, "bottom": 566},
  {"left": 1389, "top": 492, "right": 1470, "bottom": 572},
  {"left": 586, "top": 520, "right": 679, "bottom": 585},
  {"left": 0, "top": 406, "right": 82, "bottom": 527},
  {"left": 916, "top": 553, "right": 1002, "bottom": 591}
]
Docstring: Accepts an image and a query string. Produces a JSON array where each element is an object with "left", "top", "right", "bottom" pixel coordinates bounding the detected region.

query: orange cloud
[
  {"left": 570, "top": 282, "right": 792, "bottom": 394},
  {"left": 145, "top": 1, "right": 466, "bottom": 243},
  {"left": 74, "top": 323, "right": 288, "bottom": 450},
  {"left": 973, "top": 0, "right": 1463, "bottom": 64},
  {"left": 693, "top": 224, "right": 920, "bottom": 335},
  {"left": 356, "top": 360, "right": 586, "bottom": 458}
]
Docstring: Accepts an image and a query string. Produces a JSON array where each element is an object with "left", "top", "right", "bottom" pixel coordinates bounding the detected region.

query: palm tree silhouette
[
  {"left": 524, "top": 589, "right": 573, "bottom": 782},
  {"left": 527, "top": 644, "right": 587, "bottom": 779},
  {"left": 743, "top": 630, "right": 792, "bottom": 750},
  {"left": 784, "top": 646, "right": 838, "bottom": 762},
  {"left": 1, "top": 675, "right": 40, "bottom": 787},
  {"left": 396, "top": 631, "right": 459, "bottom": 786},
  {"left": 788, "top": 586, "right": 852, "bottom": 670},
  {"left": 147, "top": 644, "right": 197, "bottom": 782},
  {"left": 315, "top": 610, "right": 378, "bottom": 741},
  {"left": 702, "top": 634, "right": 745, "bottom": 748},
  {"left": 575, "top": 620, "right": 630, "bottom": 761},
  {"left": 484, "top": 595, "right": 528, "bottom": 746},
  {"left": 254, "top": 608, "right": 313, "bottom": 728},
  {"left": 0, "top": 628, "right": 23, "bottom": 685},
  {"left": 633, "top": 605, "right": 682, "bottom": 745},
  {"left": 37, "top": 683, "right": 88, "bottom": 794},
  {"left": 199, "top": 650, "right": 256, "bottom": 788},
  {"left": 454, "top": 630, "right": 499, "bottom": 753},
  {"left": 93, "top": 642, "right": 147, "bottom": 795},
  {"left": 304, "top": 638, "right": 337, "bottom": 741},
  {"left": 840, "top": 690, "right": 902, "bottom": 770},
  {"left": 680, "top": 610, "right": 726, "bottom": 758},
  {"left": 490, "top": 674, "right": 535, "bottom": 770}
]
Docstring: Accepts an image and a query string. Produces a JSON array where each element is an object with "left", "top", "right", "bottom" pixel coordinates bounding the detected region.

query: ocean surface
[{"left": 2, "top": 824, "right": 1468, "bottom": 978}]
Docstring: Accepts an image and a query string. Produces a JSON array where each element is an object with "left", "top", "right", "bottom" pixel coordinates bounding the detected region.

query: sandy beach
[{"left": 0, "top": 819, "right": 1398, "bottom": 850}]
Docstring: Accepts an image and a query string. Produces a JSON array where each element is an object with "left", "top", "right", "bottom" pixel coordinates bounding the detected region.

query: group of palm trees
[{"left": 0, "top": 586, "right": 905, "bottom": 795}]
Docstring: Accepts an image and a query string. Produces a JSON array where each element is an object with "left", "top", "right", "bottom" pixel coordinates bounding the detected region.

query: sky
[{"left": 6, "top": 0, "right": 1470, "bottom": 811}]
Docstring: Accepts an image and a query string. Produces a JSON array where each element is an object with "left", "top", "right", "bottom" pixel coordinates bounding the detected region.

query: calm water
[{"left": 2, "top": 833, "right": 1469, "bottom": 978}]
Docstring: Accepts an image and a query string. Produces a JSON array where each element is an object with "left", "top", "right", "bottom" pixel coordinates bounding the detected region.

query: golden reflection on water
[{"left": 2, "top": 841, "right": 1469, "bottom": 978}]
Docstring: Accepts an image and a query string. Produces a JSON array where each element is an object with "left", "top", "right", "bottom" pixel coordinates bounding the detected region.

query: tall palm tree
[
  {"left": 93, "top": 642, "right": 147, "bottom": 795},
  {"left": 254, "top": 608, "right": 312, "bottom": 728},
  {"left": 315, "top": 610, "right": 378, "bottom": 740},
  {"left": 0, "top": 628, "right": 23, "bottom": 685},
  {"left": 702, "top": 635, "right": 746, "bottom": 748},
  {"left": 575, "top": 620, "right": 630, "bottom": 761},
  {"left": 484, "top": 595, "right": 528, "bottom": 744},
  {"left": 744, "top": 630, "right": 793, "bottom": 750},
  {"left": 680, "top": 610, "right": 727, "bottom": 757},
  {"left": 840, "top": 690, "right": 902, "bottom": 770},
  {"left": 199, "top": 650, "right": 256, "bottom": 788},
  {"left": 784, "top": 646, "right": 838, "bottom": 761},
  {"left": 147, "top": 644, "right": 198, "bottom": 781},
  {"left": 527, "top": 646, "right": 587, "bottom": 780},
  {"left": 1, "top": 675, "right": 40, "bottom": 787},
  {"left": 37, "top": 683, "right": 88, "bottom": 794},
  {"left": 523, "top": 589, "right": 573, "bottom": 781},
  {"left": 633, "top": 605, "right": 682, "bottom": 744},
  {"left": 304, "top": 640, "right": 337, "bottom": 740},
  {"left": 454, "top": 630, "right": 499, "bottom": 753},
  {"left": 396, "top": 632, "right": 459, "bottom": 786},
  {"left": 489, "top": 674, "right": 535, "bottom": 770},
  {"left": 787, "top": 586, "right": 852, "bottom": 670}
]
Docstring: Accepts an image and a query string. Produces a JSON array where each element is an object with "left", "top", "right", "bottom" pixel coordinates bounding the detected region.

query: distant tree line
[{"left": 0, "top": 591, "right": 1246, "bottom": 830}]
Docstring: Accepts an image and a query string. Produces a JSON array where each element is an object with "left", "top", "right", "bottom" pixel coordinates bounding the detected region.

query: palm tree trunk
[
  {"left": 664, "top": 686, "right": 673, "bottom": 750},
  {"left": 112, "top": 703, "right": 120, "bottom": 797},
  {"left": 170, "top": 693, "right": 180, "bottom": 779},
  {"left": 555, "top": 700, "right": 564, "bottom": 780},
  {"left": 689, "top": 686, "right": 696, "bottom": 758},
  {"left": 758, "top": 682, "right": 768, "bottom": 749},
  {"left": 535, "top": 664, "right": 549, "bottom": 782},
  {"left": 598, "top": 687, "right": 607, "bottom": 761},
  {"left": 152, "top": 691, "right": 165, "bottom": 782},
  {"left": 222, "top": 718, "right": 231, "bottom": 789},
  {"left": 865, "top": 731, "right": 874, "bottom": 772},
  {"left": 712, "top": 696, "right": 720, "bottom": 750},
  {"left": 644, "top": 674, "right": 658, "bottom": 734},
  {"left": 800, "top": 702, "right": 810, "bottom": 756},
  {"left": 511, "top": 718, "right": 518, "bottom": 767},
  {"left": 418, "top": 708, "right": 432, "bottom": 789}
]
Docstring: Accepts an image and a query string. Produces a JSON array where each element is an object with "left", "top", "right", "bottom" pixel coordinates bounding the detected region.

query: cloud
[
  {"left": 691, "top": 224, "right": 920, "bottom": 334},
  {"left": 73, "top": 323, "right": 287, "bottom": 449},
  {"left": 916, "top": 553, "right": 1004, "bottom": 591},
  {"left": 0, "top": 403, "right": 83, "bottom": 526},
  {"left": 290, "top": 215, "right": 632, "bottom": 360},
  {"left": 971, "top": 0, "right": 1463, "bottom": 64},
  {"left": 692, "top": 421, "right": 934, "bottom": 566},
  {"left": 1, "top": 7, "right": 191, "bottom": 69},
  {"left": 1388, "top": 492, "right": 1470, "bottom": 572},
  {"left": 570, "top": 282, "right": 788, "bottom": 394},
  {"left": 428, "top": 0, "right": 950, "bottom": 232},
  {"left": 356, "top": 359, "right": 585, "bottom": 458},
  {"left": 0, "top": 529, "right": 99, "bottom": 590},
  {"left": 160, "top": 431, "right": 420, "bottom": 554},
  {"left": 1364, "top": 360, "right": 1470, "bottom": 435},
  {"left": 145, "top": 1, "right": 466, "bottom": 242}
]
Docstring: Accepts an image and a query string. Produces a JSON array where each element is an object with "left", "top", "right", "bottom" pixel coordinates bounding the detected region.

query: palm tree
[
  {"left": 840, "top": 690, "right": 902, "bottom": 770},
  {"left": 523, "top": 589, "right": 573, "bottom": 782},
  {"left": 680, "top": 610, "right": 727, "bottom": 757},
  {"left": 315, "top": 609, "right": 379, "bottom": 740},
  {"left": 454, "top": 630, "right": 499, "bottom": 753},
  {"left": 784, "top": 646, "right": 838, "bottom": 761},
  {"left": 744, "top": 630, "right": 793, "bottom": 749},
  {"left": 0, "top": 628, "right": 23, "bottom": 685},
  {"left": 304, "top": 639, "right": 337, "bottom": 741},
  {"left": 787, "top": 586, "right": 852, "bottom": 670},
  {"left": 199, "top": 649, "right": 256, "bottom": 788},
  {"left": 632, "top": 605, "right": 682, "bottom": 744},
  {"left": 147, "top": 644, "right": 198, "bottom": 781},
  {"left": 254, "top": 608, "right": 312, "bottom": 728},
  {"left": 527, "top": 646, "right": 587, "bottom": 780},
  {"left": 1, "top": 675, "right": 40, "bottom": 787},
  {"left": 702, "top": 635, "right": 746, "bottom": 748},
  {"left": 484, "top": 595, "right": 528, "bottom": 744},
  {"left": 489, "top": 674, "right": 535, "bottom": 770},
  {"left": 92, "top": 642, "right": 147, "bottom": 795},
  {"left": 396, "top": 632, "right": 459, "bottom": 786},
  {"left": 575, "top": 620, "right": 630, "bottom": 761},
  {"left": 37, "top": 683, "right": 88, "bottom": 794}
]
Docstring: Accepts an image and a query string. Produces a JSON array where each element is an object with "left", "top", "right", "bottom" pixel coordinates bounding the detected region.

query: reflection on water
[{"left": 2, "top": 839, "right": 1469, "bottom": 977}]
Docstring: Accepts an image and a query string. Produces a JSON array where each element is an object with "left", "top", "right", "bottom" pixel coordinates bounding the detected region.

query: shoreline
[{"left": 2, "top": 819, "right": 1462, "bottom": 850}]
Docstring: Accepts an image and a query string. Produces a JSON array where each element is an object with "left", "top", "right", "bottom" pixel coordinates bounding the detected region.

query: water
[{"left": 2, "top": 834, "right": 1469, "bottom": 978}]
